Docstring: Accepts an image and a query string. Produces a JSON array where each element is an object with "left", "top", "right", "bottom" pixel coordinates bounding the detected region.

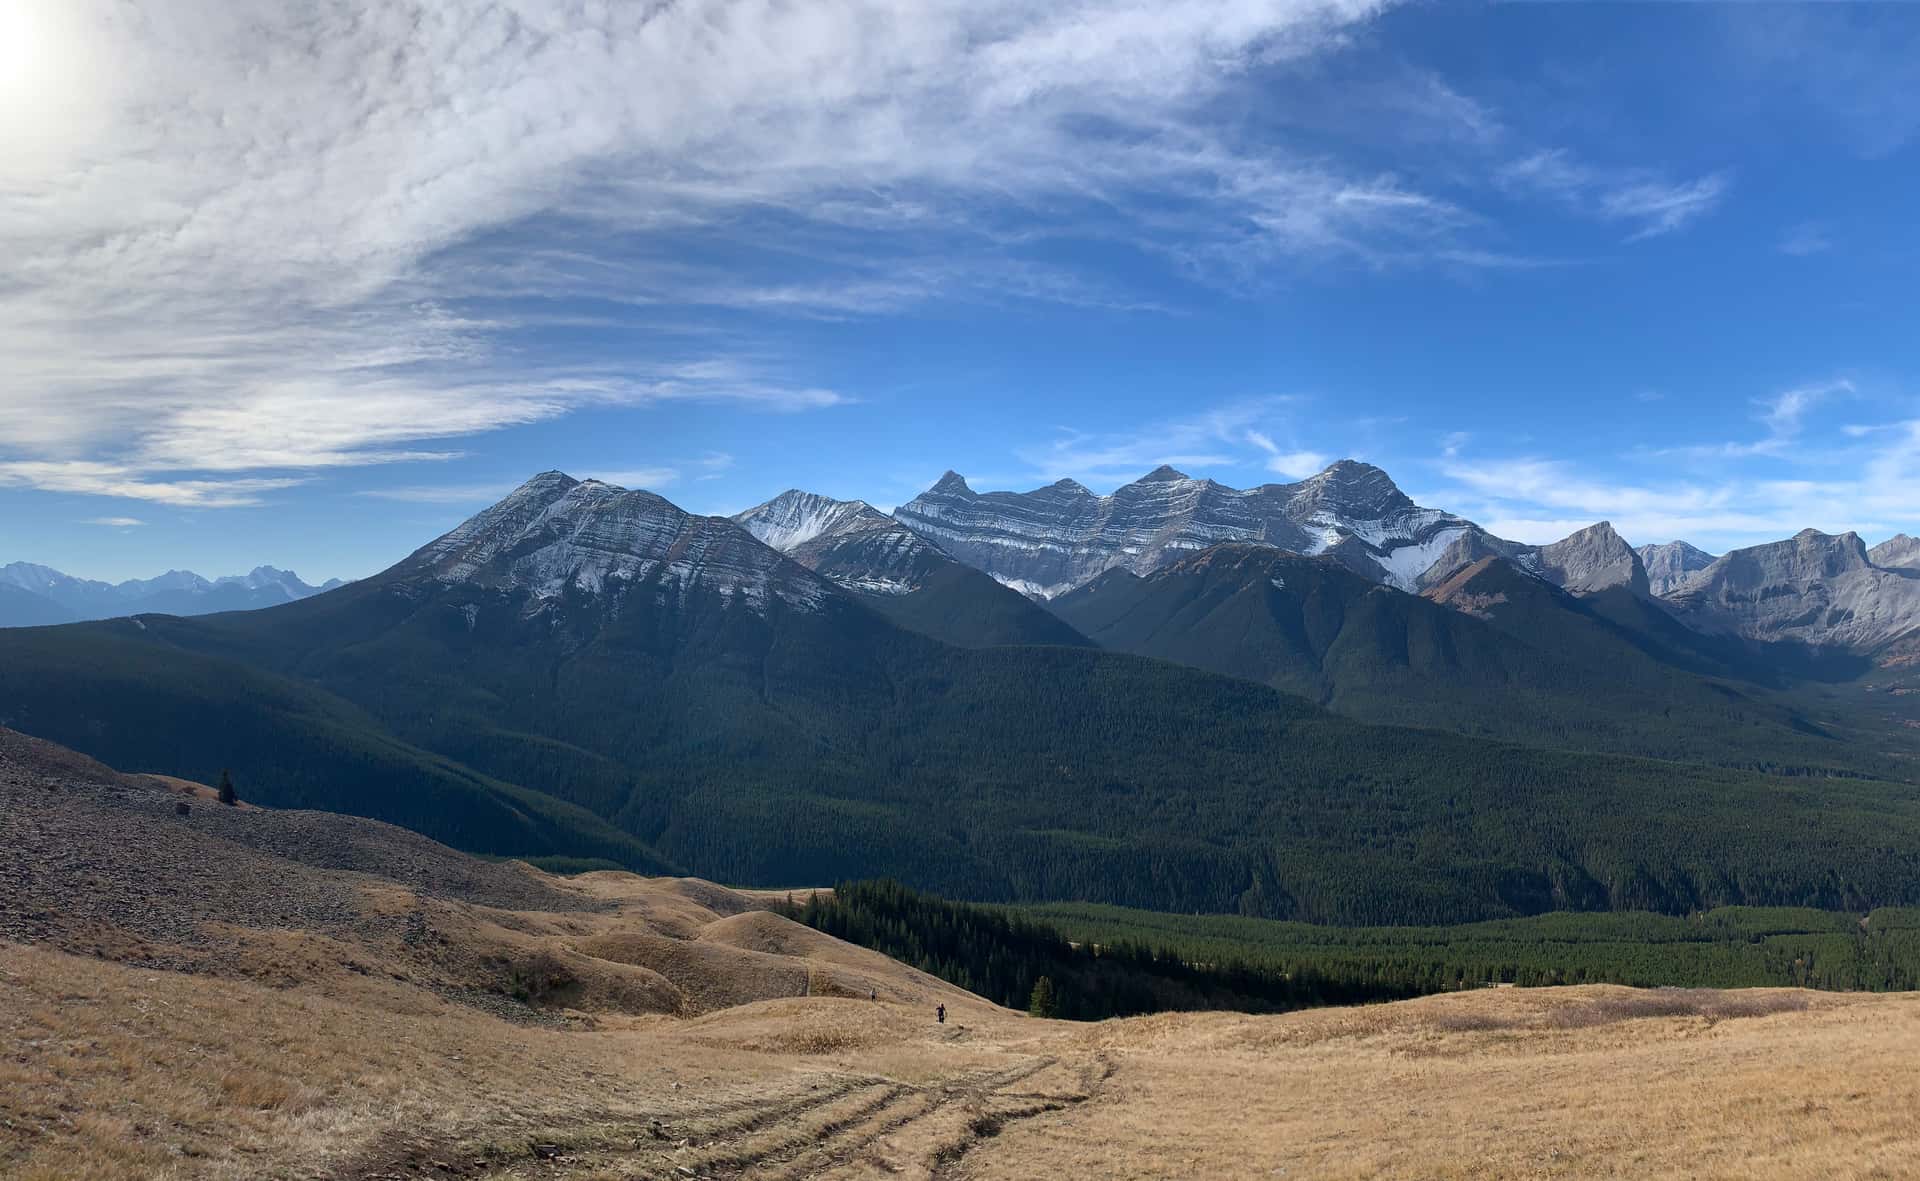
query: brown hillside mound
[
  {"left": 574, "top": 929, "right": 815, "bottom": 1013},
  {"left": 699, "top": 909, "right": 978, "bottom": 1004}
]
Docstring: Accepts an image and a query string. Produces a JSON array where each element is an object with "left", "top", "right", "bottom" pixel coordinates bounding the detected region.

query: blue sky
[{"left": 2, "top": 1, "right": 1918, "bottom": 582}]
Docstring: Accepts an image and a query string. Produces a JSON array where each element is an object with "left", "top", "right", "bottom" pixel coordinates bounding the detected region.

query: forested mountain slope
[
  {"left": 6, "top": 474, "right": 1920, "bottom": 925},
  {"left": 1051, "top": 544, "right": 1892, "bottom": 777}
]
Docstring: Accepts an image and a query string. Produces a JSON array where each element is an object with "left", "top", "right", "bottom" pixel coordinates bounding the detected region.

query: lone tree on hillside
[
  {"left": 1028, "top": 975, "right": 1057, "bottom": 1019},
  {"left": 217, "top": 769, "right": 237, "bottom": 807}
]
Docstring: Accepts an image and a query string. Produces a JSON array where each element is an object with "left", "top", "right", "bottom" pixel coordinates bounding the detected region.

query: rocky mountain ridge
[
  {"left": 894, "top": 460, "right": 1653, "bottom": 603},
  {"left": 1662, "top": 529, "right": 1920, "bottom": 651},
  {"left": 398, "top": 472, "right": 829, "bottom": 616},
  {"left": 733, "top": 489, "right": 1092, "bottom": 647},
  {"left": 893, "top": 460, "right": 1481, "bottom": 598}
]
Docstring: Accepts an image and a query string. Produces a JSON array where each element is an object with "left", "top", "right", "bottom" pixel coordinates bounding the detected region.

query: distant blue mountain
[{"left": 0, "top": 562, "right": 348, "bottom": 627}]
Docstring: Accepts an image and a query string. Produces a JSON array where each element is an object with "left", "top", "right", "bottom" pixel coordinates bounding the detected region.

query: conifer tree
[
  {"left": 217, "top": 769, "right": 238, "bottom": 807},
  {"left": 1028, "top": 975, "right": 1057, "bottom": 1019}
]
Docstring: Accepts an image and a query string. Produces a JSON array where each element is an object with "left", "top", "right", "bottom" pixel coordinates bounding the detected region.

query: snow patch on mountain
[
  {"left": 734, "top": 490, "right": 877, "bottom": 553},
  {"left": 897, "top": 460, "right": 1478, "bottom": 598},
  {"left": 412, "top": 473, "right": 826, "bottom": 615},
  {"left": 1375, "top": 526, "right": 1471, "bottom": 592}
]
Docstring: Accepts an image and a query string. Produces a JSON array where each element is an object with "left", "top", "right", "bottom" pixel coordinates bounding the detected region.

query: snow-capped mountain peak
[
  {"left": 733, "top": 490, "right": 885, "bottom": 554},
  {"left": 403, "top": 474, "right": 826, "bottom": 614},
  {"left": 734, "top": 489, "right": 950, "bottom": 597}
]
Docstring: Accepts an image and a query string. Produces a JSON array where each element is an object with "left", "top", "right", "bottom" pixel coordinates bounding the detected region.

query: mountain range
[
  {"left": 895, "top": 461, "right": 1920, "bottom": 656},
  {"left": 3, "top": 466, "right": 1920, "bottom": 928},
  {"left": 0, "top": 562, "right": 344, "bottom": 627}
]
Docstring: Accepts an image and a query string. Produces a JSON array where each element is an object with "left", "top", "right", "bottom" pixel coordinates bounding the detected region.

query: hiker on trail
[{"left": 936, "top": 1004, "right": 946, "bottom": 1024}]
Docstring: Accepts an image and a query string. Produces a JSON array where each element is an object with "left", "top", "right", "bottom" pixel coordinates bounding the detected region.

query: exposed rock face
[
  {"left": 1664, "top": 529, "right": 1920, "bottom": 650},
  {"left": 1638, "top": 541, "right": 1718, "bottom": 597},
  {"left": 893, "top": 460, "right": 1475, "bottom": 598},
  {"left": 1535, "top": 523, "right": 1650, "bottom": 596},
  {"left": 1413, "top": 522, "right": 1650, "bottom": 598},
  {"left": 735, "top": 490, "right": 949, "bottom": 596},
  {"left": 734, "top": 489, "right": 1092, "bottom": 647},
  {"left": 403, "top": 472, "right": 826, "bottom": 615},
  {"left": 1871, "top": 534, "right": 1920, "bottom": 571}
]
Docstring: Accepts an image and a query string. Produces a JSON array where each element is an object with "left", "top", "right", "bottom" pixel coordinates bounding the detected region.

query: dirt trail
[{"left": 333, "top": 1049, "right": 1107, "bottom": 1181}]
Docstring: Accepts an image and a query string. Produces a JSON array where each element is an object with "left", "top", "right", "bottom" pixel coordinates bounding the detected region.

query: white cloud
[
  {"left": 585, "top": 468, "right": 680, "bottom": 491},
  {"left": 2, "top": 0, "right": 1416, "bottom": 506},
  {"left": 1018, "top": 397, "right": 1307, "bottom": 487},
  {"left": 356, "top": 484, "right": 518, "bottom": 505},
  {"left": 1267, "top": 450, "right": 1332, "bottom": 478},
  {"left": 1651, "top": 378, "right": 1854, "bottom": 460},
  {"left": 0, "top": 461, "right": 302, "bottom": 507},
  {"left": 79, "top": 517, "right": 144, "bottom": 527},
  {"left": 1498, "top": 150, "right": 1729, "bottom": 241},
  {"left": 1435, "top": 397, "right": 1920, "bottom": 550}
]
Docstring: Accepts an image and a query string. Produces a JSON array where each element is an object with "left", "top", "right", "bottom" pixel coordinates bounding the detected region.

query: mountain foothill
[{"left": 5, "top": 460, "right": 1920, "bottom": 926}]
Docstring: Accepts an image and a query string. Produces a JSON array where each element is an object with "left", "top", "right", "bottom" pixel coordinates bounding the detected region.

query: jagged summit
[
  {"left": 930, "top": 471, "right": 972, "bottom": 495},
  {"left": 403, "top": 475, "right": 825, "bottom": 615},
  {"left": 894, "top": 459, "right": 1473, "bottom": 598},
  {"left": 1535, "top": 521, "right": 1649, "bottom": 597},
  {"left": 1285, "top": 459, "right": 1417, "bottom": 524},
  {"left": 734, "top": 490, "right": 887, "bottom": 554},
  {"left": 729, "top": 486, "right": 1090, "bottom": 646}
]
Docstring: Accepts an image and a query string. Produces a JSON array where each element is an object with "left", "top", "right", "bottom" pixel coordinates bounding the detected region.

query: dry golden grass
[
  {"left": 12, "top": 727, "right": 1920, "bottom": 1177},
  {"left": 6, "top": 738, "right": 1918, "bottom": 1181},
  {"left": 12, "top": 887, "right": 1920, "bottom": 1181},
  {"left": 971, "top": 986, "right": 1920, "bottom": 1181}
]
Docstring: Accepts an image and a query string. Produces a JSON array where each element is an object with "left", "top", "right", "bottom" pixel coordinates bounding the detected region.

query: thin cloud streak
[{"left": 1497, "top": 150, "right": 1728, "bottom": 241}]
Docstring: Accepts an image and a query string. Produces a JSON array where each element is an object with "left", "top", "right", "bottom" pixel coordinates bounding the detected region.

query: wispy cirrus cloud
[
  {"left": 0, "top": 462, "right": 303, "bottom": 507},
  {"left": 1016, "top": 397, "right": 1325, "bottom": 488},
  {"left": 356, "top": 484, "right": 519, "bottom": 505},
  {"left": 1497, "top": 150, "right": 1729, "bottom": 241},
  {"left": 3, "top": 0, "right": 1418, "bottom": 506},
  {"left": 1648, "top": 379, "right": 1854, "bottom": 461},
  {"left": 6, "top": 0, "right": 1742, "bottom": 513},
  {"left": 1433, "top": 379, "right": 1920, "bottom": 549}
]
